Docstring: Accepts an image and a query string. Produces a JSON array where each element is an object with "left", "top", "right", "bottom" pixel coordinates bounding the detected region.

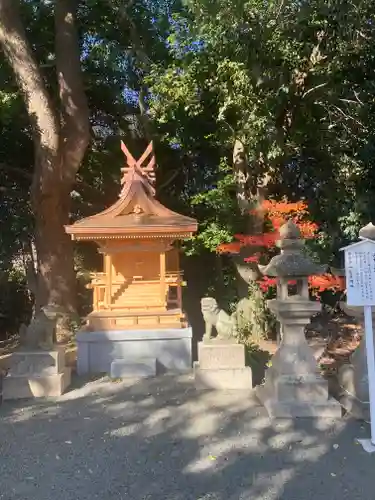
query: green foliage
[
  {"left": 185, "top": 160, "right": 240, "bottom": 254},
  {"left": 233, "top": 281, "right": 276, "bottom": 347},
  {"left": 148, "top": 0, "right": 375, "bottom": 258},
  {"left": 0, "top": 270, "right": 32, "bottom": 341}
]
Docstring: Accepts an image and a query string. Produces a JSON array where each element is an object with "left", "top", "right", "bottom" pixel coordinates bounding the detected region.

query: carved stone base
[
  {"left": 194, "top": 340, "right": 252, "bottom": 390},
  {"left": 256, "top": 375, "right": 342, "bottom": 418},
  {"left": 2, "top": 346, "right": 71, "bottom": 399}
]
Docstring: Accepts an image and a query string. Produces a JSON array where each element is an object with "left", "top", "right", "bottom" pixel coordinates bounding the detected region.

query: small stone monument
[
  {"left": 256, "top": 220, "right": 341, "bottom": 417},
  {"left": 338, "top": 223, "right": 375, "bottom": 419},
  {"left": 3, "top": 305, "right": 71, "bottom": 399},
  {"left": 194, "top": 298, "right": 252, "bottom": 390}
]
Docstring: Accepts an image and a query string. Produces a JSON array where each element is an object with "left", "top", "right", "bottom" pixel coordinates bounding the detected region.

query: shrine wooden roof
[{"left": 65, "top": 141, "right": 198, "bottom": 241}]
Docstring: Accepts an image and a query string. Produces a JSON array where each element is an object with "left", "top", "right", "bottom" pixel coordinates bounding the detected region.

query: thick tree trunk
[
  {"left": 0, "top": 0, "right": 89, "bottom": 322},
  {"left": 34, "top": 184, "right": 77, "bottom": 312}
]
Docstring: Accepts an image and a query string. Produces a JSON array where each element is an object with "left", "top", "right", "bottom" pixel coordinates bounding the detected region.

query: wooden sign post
[{"left": 341, "top": 238, "right": 375, "bottom": 451}]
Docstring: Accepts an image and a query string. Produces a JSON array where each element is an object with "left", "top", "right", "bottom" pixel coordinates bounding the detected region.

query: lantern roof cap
[
  {"left": 359, "top": 222, "right": 375, "bottom": 241},
  {"left": 259, "top": 220, "right": 326, "bottom": 277},
  {"left": 279, "top": 219, "right": 301, "bottom": 240}
]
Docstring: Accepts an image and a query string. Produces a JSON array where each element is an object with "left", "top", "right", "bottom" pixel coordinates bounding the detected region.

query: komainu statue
[
  {"left": 201, "top": 297, "right": 237, "bottom": 341},
  {"left": 19, "top": 305, "right": 62, "bottom": 351}
]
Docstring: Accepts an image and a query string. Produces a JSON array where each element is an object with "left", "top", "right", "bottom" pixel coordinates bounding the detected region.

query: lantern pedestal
[
  {"left": 256, "top": 299, "right": 342, "bottom": 418},
  {"left": 338, "top": 303, "right": 374, "bottom": 420}
]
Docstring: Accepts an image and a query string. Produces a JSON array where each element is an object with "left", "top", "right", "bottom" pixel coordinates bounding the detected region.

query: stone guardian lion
[{"left": 200, "top": 297, "right": 236, "bottom": 341}]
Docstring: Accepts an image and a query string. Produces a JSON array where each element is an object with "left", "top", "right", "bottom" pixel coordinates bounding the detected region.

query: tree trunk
[
  {"left": 233, "top": 139, "right": 251, "bottom": 215},
  {"left": 34, "top": 184, "right": 77, "bottom": 312},
  {"left": 0, "top": 0, "right": 90, "bottom": 321},
  {"left": 232, "top": 138, "right": 267, "bottom": 297}
]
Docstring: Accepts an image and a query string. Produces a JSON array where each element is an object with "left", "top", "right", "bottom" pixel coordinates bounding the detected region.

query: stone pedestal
[
  {"left": 3, "top": 346, "right": 71, "bottom": 399},
  {"left": 110, "top": 358, "right": 157, "bottom": 379},
  {"left": 256, "top": 300, "right": 341, "bottom": 418},
  {"left": 338, "top": 303, "right": 373, "bottom": 420},
  {"left": 76, "top": 328, "right": 192, "bottom": 375},
  {"left": 194, "top": 340, "right": 252, "bottom": 390}
]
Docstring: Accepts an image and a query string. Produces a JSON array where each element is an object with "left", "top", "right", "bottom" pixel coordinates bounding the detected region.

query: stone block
[
  {"left": 76, "top": 328, "right": 192, "bottom": 375},
  {"left": 194, "top": 362, "right": 252, "bottom": 390},
  {"left": 194, "top": 341, "right": 252, "bottom": 390},
  {"left": 110, "top": 358, "right": 157, "bottom": 379},
  {"left": 198, "top": 341, "right": 245, "bottom": 369},
  {"left": 2, "top": 347, "right": 71, "bottom": 399},
  {"left": 3, "top": 369, "right": 71, "bottom": 399}
]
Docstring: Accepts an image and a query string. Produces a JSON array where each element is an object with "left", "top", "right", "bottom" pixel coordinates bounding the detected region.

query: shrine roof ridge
[{"left": 64, "top": 140, "right": 198, "bottom": 240}]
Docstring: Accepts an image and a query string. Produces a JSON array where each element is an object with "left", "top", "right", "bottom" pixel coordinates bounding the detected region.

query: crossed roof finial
[{"left": 120, "top": 141, "right": 156, "bottom": 190}]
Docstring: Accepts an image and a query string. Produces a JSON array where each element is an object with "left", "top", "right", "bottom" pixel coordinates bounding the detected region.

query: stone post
[
  {"left": 256, "top": 220, "right": 341, "bottom": 417},
  {"left": 337, "top": 223, "right": 375, "bottom": 420}
]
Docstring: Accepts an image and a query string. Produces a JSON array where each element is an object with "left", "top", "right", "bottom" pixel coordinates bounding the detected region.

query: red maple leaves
[{"left": 217, "top": 199, "right": 344, "bottom": 296}]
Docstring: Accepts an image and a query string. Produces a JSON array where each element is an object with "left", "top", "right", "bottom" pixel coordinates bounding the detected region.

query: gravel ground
[{"left": 0, "top": 373, "right": 374, "bottom": 500}]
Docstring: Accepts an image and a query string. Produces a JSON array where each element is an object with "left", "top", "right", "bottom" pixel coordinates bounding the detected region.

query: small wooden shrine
[{"left": 65, "top": 142, "right": 197, "bottom": 332}]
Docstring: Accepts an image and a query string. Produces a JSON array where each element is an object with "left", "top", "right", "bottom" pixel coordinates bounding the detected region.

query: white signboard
[{"left": 343, "top": 240, "right": 375, "bottom": 306}]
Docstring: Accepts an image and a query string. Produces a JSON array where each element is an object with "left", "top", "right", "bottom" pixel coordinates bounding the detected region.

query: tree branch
[
  {"left": 158, "top": 169, "right": 180, "bottom": 193},
  {"left": 55, "top": 0, "right": 90, "bottom": 184},
  {"left": 110, "top": 0, "right": 151, "bottom": 68}
]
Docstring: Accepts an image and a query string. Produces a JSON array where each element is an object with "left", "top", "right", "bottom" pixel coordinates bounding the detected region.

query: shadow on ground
[{"left": 0, "top": 373, "right": 373, "bottom": 500}]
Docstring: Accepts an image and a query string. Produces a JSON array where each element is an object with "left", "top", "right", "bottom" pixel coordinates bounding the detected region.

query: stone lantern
[
  {"left": 337, "top": 223, "right": 375, "bottom": 420},
  {"left": 256, "top": 220, "right": 341, "bottom": 417}
]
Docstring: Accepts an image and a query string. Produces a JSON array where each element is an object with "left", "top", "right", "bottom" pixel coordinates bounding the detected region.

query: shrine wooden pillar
[
  {"left": 160, "top": 250, "right": 166, "bottom": 306},
  {"left": 177, "top": 284, "right": 182, "bottom": 310},
  {"left": 176, "top": 249, "right": 182, "bottom": 309},
  {"left": 105, "top": 254, "right": 113, "bottom": 309},
  {"left": 93, "top": 285, "right": 98, "bottom": 311}
]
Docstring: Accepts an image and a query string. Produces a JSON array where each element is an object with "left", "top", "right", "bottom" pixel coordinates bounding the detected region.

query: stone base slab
[
  {"left": 3, "top": 368, "right": 71, "bottom": 399},
  {"left": 194, "top": 362, "right": 252, "bottom": 390},
  {"left": 110, "top": 358, "right": 157, "bottom": 379},
  {"left": 340, "top": 390, "right": 369, "bottom": 421},
  {"left": 198, "top": 341, "right": 245, "bottom": 369},
  {"left": 76, "top": 328, "right": 192, "bottom": 375},
  {"left": 256, "top": 385, "right": 342, "bottom": 418}
]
